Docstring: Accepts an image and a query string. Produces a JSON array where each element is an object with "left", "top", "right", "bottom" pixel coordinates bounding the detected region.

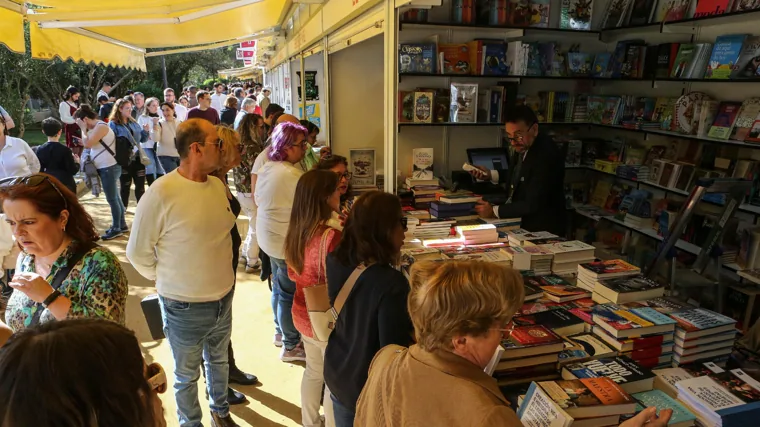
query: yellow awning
[
  {"left": 0, "top": 5, "right": 24, "bottom": 54},
  {"left": 219, "top": 67, "right": 261, "bottom": 79},
  {"left": 17, "top": 0, "right": 288, "bottom": 70},
  {"left": 30, "top": 25, "right": 147, "bottom": 71}
]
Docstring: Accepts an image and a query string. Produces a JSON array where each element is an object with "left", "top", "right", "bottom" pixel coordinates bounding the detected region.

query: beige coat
[{"left": 355, "top": 344, "right": 523, "bottom": 427}]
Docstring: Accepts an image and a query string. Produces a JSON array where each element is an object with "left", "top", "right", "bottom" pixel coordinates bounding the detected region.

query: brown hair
[
  {"left": 408, "top": 261, "right": 524, "bottom": 352},
  {"left": 109, "top": 98, "right": 134, "bottom": 124},
  {"left": 332, "top": 191, "right": 403, "bottom": 267},
  {"left": 284, "top": 170, "right": 340, "bottom": 274},
  {"left": 0, "top": 174, "right": 99, "bottom": 243},
  {"left": 74, "top": 104, "right": 98, "bottom": 121},
  {"left": 224, "top": 95, "right": 238, "bottom": 109},
  {"left": 196, "top": 90, "right": 210, "bottom": 101},
  {"left": 214, "top": 125, "right": 241, "bottom": 175},
  {"left": 314, "top": 155, "right": 352, "bottom": 203}
]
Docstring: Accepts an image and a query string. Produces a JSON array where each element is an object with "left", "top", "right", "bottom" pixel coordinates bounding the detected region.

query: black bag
[
  {"left": 100, "top": 136, "right": 132, "bottom": 168},
  {"left": 140, "top": 294, "right": 165, "bottom": 340}
]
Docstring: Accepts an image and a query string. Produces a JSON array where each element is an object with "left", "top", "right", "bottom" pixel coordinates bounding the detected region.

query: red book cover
[
  {"left": 505, "top": 324, "right": 563, "bottom": 347},
  {"left": 626, "top": 345, "right": 666, "bottom": 360},
  {"left": 668, "top": 44, "right": 680, "bottom": 75},
  {"left": 466, "top": 40, "right": 483, "bottom": 75},
  {"left": 569, "top": 307, "right": 594, "bottom": 324},
  {"left": 628, "top": 334, "right": 666, "bottom": 351},
  {"left": 438, "top": 44, "right": 471, "bottom": 75},
  {"left": 581, "top": 377, "right": 635, "bottom": 405},
  {"left": 693, "top": 0, "right": 732, "bottom": 17}
]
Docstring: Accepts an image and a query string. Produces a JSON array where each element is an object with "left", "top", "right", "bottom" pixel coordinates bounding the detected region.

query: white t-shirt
[
  {"left": 137, "top": 115, "right": 159, "bottom": 149},
  {"left": 250, "top": 145, "right": 271, "bottom": 175},
  {"left": 0, "top": 137, "right": 40, "bottom": 179},
  {"left": 255, "top": 161, "right": 303, "bottom": 259},
  {"left": 155, "top": 119, "right": 180, "bottom": 157},
  {"left": 126, "top": 170, "right": 236, "bottom": 302},
  {"left": 88, "top": 122, "right": 117, "bottom": 170},
  {"left": 210, "top": 93, "right": 226, "bottom": 114}
]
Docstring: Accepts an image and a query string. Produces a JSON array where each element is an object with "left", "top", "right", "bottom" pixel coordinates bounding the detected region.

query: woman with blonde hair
[
  {"left": 137, "top": 97, "right": 166, "bottom": 185},
  {"left": 109, "top": 97, "right": 147, "bottom": 210},
  {"left": 284, "top": 169, "right": 343, "bottom": 427},
  {"left": 209, "top": 125, "right": 259, "bottom": 405}
]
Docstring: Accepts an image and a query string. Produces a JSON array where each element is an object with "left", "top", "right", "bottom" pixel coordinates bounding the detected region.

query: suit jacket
[
  {"left": 495, "top": 133, "right": 566, "bottom": 236},
  {"left": 356, "top": 344, "right": 522, "bottom": 427}
]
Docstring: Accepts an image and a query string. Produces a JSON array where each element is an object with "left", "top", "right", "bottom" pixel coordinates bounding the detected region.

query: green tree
[{"left": 145, "top": 46, "right": 236, "bottom": 91}]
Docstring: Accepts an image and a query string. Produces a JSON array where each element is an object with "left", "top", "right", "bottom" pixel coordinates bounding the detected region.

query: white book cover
[
  {"left": 411, "top": 148, "right": 434, "bottom": 180},
  {"left": 518, "top": 382, "right": 574, "bottom": 427},
  {"left": 676, "top": 376, "right": 744, "bottom": 414}
]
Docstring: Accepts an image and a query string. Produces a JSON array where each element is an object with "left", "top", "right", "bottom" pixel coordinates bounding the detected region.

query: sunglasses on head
[{"left": 0, "top": 175, "right": 67, "bottom": 210}]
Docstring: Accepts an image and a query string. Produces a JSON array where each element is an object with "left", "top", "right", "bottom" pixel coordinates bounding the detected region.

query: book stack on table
[
  {"left": 409, "top": 218, "right": 455, "bottom": 241},
  {"left": 675, "top": 367, "right": 760, "bottom": 427},
  {"left": 576, "top": 259, "right": 641, "bottom": 299},
  {"left": 454, "top": 223, "right": 498, "bottom": 245},
  {"left": 507, "top": 229, "right": 561, "bottom": 246},
  {"left": 429, "top": 197, "right": 479, "bottom": 222},
  {"left": 669, "top": 308, "right": 738, "bottom": 366},
  {"left": 539, "top": 241, "right": 596, "bottom": 277},
  {"left": 494, "top": 324, "right": 566, "bottom": 387},
  {"left": 503, "top": 246, "right": 554, "bottom": 275}
]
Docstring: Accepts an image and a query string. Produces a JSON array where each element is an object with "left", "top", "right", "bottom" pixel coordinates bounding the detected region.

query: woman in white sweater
[
  {"left": 255, "top": 121, "right": 309, "bottom": 361},
  {"left": 137, "top": 98, "right": 166, "bottom": 185},
  {"left": 58, "top": 86, "right": 83, "bottom": 157},
  {"left": 155, "top": 102, "right": 181, "bottom": 174},
  {"left": 0, "top": 115, "right": 39, "bottom": 179}
]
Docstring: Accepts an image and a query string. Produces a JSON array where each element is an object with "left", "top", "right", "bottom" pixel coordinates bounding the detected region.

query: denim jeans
[
  {"left": 160, "top": 290, "right": 234, "bottom": 427},
  {"left": 331, "top": 394, "right": 355, "bottom": 427},
  {"left": 270, "top": 256, "right": 300, "bottom": 349},
  {"left": 159, "top": 155, "right": 181, "bottom": 174},
  {"left": 97, "top": 164, "right": 126, "bottom": 230}
]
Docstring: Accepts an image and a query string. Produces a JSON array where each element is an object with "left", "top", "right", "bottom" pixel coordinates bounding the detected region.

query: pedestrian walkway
[{"left": 80, "top": 191, "right": 304, "bottom": 427}]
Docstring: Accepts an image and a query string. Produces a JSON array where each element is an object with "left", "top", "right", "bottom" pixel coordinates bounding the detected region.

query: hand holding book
[{"left": 619, "top": 407, "right": 672, "bottom": 427}]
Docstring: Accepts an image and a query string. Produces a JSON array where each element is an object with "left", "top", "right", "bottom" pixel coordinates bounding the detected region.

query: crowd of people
[{"left": 0, "top": 82, "right": 675, "bottom": 427}]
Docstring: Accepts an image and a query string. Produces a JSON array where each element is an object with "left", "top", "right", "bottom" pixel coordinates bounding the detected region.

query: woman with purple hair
[{"left": 255, "top": 121, "right": 309, "bottom": 363}]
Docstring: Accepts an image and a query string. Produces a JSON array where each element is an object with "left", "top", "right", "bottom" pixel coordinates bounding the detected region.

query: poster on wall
[
  {"left": 349, "top": 149, "right": 376, "bottom": 187},
  {"left": 298, "top": 103, "right": 321, "bottom": 129},
  {"left": 296, "top": 71, "right": 319, "bottom": 101}
]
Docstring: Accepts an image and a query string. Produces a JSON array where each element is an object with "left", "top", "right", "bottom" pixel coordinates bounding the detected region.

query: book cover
[
  {"left": 438, "top": 44, "right": 471, "bottom": 75},
  {"left": 640, "top": 297, "right": 694, "bottom": 315},
  {"left": 597, "top": 276, "right": 664, "bottom": 295},
  {"left": 710, "top": 369, "right": 760, "bottom": 403},
  {"left": 629, "top": 0, "right": 656, "bottom": 24},
  {"left": 413, "top": 92, "right": 434, "bottom": 124},
  {"left": 399, "top": 43, "right": 436, "bottom": 74},
  {"left": 662, "top": 0, "right": 691, "bottom": 21},
  {"left": 560, "top": 0, "right": 593, "bottom": 29},
  {"left": 669, "top": 308, "right": 735, "bottom": 332},
  {"left": 529, "top": 0, "right": 551, "bottom": 27},
  {"left": 565, "top": 356, "right": 655, "bottom": 386},
  {"left": 539, "top": 378, "right": 635, "bottom": 411},
  {"left": 510, "top": 0, "right": 533, "bottom": 26},
  {"left": 675, "top": 376, "right": 745, "bottom": 412},
  {"left": 632, "top": 390, "right": 697, "bottom": 425},
  {"left": 450, "top": 83, "right": 478, "bottom": 123},
  {"left": 670, "top": 44, "right": 696, "bottom": 78},
  {"left": 730, "top": 36, "right": 760, "bottom": 79},
  {"left": 707, "top": 101, "right": 743, "bottom": 139},
  {"left": 592, "top": 53, "right": 612, "bottom": 77},
  {"left": 411, "top": 148, "right": 434, "bottom": 179},
  {"left": 503, "top": 324, "right": 563, "bottom": 348},
  {"left": 730, "top": 98, "right": 760, "bottom": 140},
  {"left": 518, "top": 382, "right": 574, "bottom": 427},
  {"left": 579, "top": 259, "right": 640, "bottom": 277},
  {"left": 482, "top": 43, "right": 509, "bottom": 76},
  {"left": 602, "top": 0, "right": 633, "bottom": 29},
  {"left": 517, "top": 299, "right": 567, "bottom": 316},
  {"left": 514, "top": 309, "right": 586, "bottom": 332},
  {"left": 568, "top": 333, "right": 616, "bottom": 357},
  {"left": 705, "top": 34, "right": 748, "bottom": 79},
  {"left": 567, "top": 52, "right": 592, "bottom": 75},
  {"left": 624, "top": 305, "right": 678, "bottom": 326},
  {"left": 592, "top": 304, "right": 655, "bottom": 331},
  {"left": 693, "top": 0, "right": 733, "bottom": 17},
  {"left": 540, "top": 285, "right": 592, "bottom": 298}
]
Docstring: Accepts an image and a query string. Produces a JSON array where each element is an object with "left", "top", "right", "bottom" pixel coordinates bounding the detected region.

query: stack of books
[
  {"left": 455, "top": 224, "right": 498, "bottom": 245},
  {"left": 522, "top": 277, "right": 545, "bottom": 302},
  {"left": 400, "top": 247, "right": 447, "bottom": 267},
  {"left": 651, "top": 360, "right": 726, "bottom": 398},
  {"left": 676, "top": 368, "right": 760, "bottom": 427},
  {"left": 494, "top": 324, "right": 565, "bottom": 386},
  {"left": 669, "top": 308, "right": 738, "bottom": 366},
  {"left": 443, "top": 247, "right": 512, "bottom": 267},
  {"left": 429, "top": 199, "right": 478, "bottom": 221},
  {"left": 539, "top": 240, "right": 596, "bottom": 276},
  {"left": 513, "top": 308, "right": 587, "bottom": 337},
  {"left": 479, "top": 216, "right": 522, "bottom": 232},
  {"left": 576, "top": 259, "right": 641, "bottom": 298},
  {"left": 404, "top": 177, "right": 441, "bottom": 208},
  {"left": 592, "top": 302, "right": 677, "bottom": 368},
  {"left": 412, "top": 218, "right": 455, "bottom": 241},
  {"left": 503, "top": 246, "right": 554, "bottom": 275},
  {"left": 518, "top": 378, "right": 639, "bottom": 427},
  {"left": 561, "top": 355, "right": 657, "bottom": 394},
  {"left": 594, "top": 275, "right": 666, "bottom": 304},
  {"left": 508, "top": 230, "right": 560, "bottom": 246},
  {"left": 529, "top": 274, "right": 592, "bottom": 303}
]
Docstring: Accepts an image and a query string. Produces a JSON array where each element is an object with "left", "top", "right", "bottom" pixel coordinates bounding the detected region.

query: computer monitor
[{"left": 467, "top": 147, "right": 510, "bottom": 172}]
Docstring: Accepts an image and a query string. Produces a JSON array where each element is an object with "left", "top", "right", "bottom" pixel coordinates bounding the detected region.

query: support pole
[{"left": 383, "top": 0, "right": 398, "bottom": 193}]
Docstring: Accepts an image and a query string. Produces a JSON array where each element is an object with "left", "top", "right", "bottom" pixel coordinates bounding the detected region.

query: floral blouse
[{"left": 5, "top": 241, "right": 128, "bottom": 331}]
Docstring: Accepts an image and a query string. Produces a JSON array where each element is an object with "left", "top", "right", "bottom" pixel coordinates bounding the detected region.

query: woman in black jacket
[
  {"left": 324, "top": 191, "right": 413, "bottom": 427},
  {"left": 220, "top": 96, "right": 238, "bottom": 127},
  {"left": 34, "top": 118, "right": 79, "bottom": 194}
]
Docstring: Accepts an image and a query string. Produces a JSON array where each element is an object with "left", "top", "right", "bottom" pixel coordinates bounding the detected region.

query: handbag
[{"left": 123, "top": 124, "right": 151, "bottom": 166}]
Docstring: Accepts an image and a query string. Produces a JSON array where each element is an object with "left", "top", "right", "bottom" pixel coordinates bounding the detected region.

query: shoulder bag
[
  {"left": 123, "top": 123, "right": 152, "bottom": 166},
  {"left": 302, "top": 229, "right": 369, "bottom": 341}
]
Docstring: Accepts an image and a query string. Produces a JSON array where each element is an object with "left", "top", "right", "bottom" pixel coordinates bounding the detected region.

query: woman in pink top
[{"left": 284, "top": 169, "right": 343, "bottom": 427}]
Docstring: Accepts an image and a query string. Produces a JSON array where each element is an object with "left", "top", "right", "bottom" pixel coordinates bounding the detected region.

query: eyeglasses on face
[
  {"left": 197, "top": 138, "right": 223, "bottom": 149},
  {"left": 0, "top": 174, "right": 67, "bottom": 210},
  {"left": 505, "top": 122, "right": 537, "bottom": 143},
  {"left": 336, "top": 171, "right": 352, "bottom": 180}
]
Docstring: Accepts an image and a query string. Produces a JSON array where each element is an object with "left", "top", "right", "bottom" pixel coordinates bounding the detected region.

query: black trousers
[{"left": 120, "top": 159, "right": 146, "bottom": 207}]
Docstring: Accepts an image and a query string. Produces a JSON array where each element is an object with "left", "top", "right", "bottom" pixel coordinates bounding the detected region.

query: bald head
[
  {"left": 277, "top": 114, "right": 300, "bottom": 125},
  {"left": 176, "top": 118, "right": 215, "bottom": 159}
]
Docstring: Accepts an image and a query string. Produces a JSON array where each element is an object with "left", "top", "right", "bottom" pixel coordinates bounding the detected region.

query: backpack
[{"left": 95, "top": 121, "right": 132, "bottom": 168}]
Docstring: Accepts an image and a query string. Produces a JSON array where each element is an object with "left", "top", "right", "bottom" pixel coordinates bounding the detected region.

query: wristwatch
[{"left": 42, "top": 290, "right": 62, "bottom": 308}]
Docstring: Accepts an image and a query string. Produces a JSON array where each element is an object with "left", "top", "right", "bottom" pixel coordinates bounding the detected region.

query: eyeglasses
[
  {"left": 146, "top": 362, "right": 167, "bottom": 394},
  {"left": 198, "top": 138, "right": 223, "bottom": 149},
  {"left": 505, "top": 122, "right": 537, "bottom": 144},
  {"left": 290, "top": 140, "right": 307, "bottom": 149},
  {"left": 0, "top": 174, "right": 67, "bottom": 210},
  {"left": 336, "top": 171, "right": 352, "bottom": 180},
  {"left": 490, "top": 323, "right": 515, "bottom": 338}
]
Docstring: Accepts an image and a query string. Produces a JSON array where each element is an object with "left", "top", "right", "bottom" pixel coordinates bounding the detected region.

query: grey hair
[{"left": 241, "top": 98, "right": 257, "bottom": 110}]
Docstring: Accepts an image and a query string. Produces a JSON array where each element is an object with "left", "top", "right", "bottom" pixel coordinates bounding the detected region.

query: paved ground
[{"left": 80, "top": 190, "right": 304, "bottom": 427}]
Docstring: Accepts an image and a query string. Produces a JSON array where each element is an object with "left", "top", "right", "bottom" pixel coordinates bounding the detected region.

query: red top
[{"left": 288, "top": 224, "right": 342, "bottom": 338}]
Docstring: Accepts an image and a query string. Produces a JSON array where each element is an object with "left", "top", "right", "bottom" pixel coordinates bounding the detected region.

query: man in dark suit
[{"left": 471, "top": 106, "right": 566, "bottom": 236}]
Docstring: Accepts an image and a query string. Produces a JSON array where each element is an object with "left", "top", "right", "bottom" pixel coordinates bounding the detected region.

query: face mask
[{"left": 483, "top": 344, "right": 505, "bottom": 376}]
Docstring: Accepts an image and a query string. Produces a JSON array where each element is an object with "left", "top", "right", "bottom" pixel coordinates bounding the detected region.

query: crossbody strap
[
  {"left": 49, "top": 241, "right": 98, "bottom": 290},
  {"left": 331, "top": 264, "right": 372, "bottom": 320}
]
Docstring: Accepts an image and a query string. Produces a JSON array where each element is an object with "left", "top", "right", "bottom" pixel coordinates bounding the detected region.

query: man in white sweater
[{"left": 126, "top": 119, "right": 239, "bottom": 427}]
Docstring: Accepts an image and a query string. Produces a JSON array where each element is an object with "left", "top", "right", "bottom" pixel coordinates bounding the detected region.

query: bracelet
[{"left": 42, "top": 290, "right": 62, "bottom": 308}]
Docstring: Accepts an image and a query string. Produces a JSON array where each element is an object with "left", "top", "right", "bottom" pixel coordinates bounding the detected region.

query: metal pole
[
  {"left": 383, "top": 0, "right": 397, "bottom": 193},
  {"left": 161, "top": 56, "right": 168, "bottom": 89}
]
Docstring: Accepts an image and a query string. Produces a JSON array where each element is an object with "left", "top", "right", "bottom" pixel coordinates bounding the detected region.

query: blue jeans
[
  {"left": 160, "top": 290, "right": 234, "bottom": 427},
  {"left": 144, "top": 148, "right": 165, "bottom": 178},
  {"left": 159, "top": 155, "right": 180, "bottom": 174},
  {"left": 331, "top": 394, "right": 355, "bottom": 427},
  {"left": 97, "top": 164, "right": 126, "bottom": 230},
  {"left": 270, "top": 256, "right": 300, "bottom": 349}
]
